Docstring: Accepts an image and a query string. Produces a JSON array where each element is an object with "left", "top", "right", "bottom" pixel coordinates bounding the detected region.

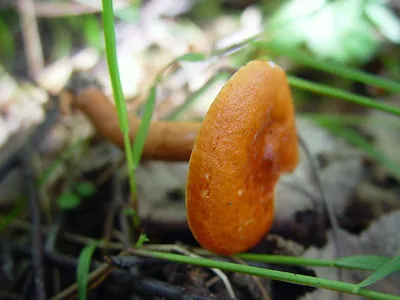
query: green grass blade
[
  {"left": 101, "top": 0, "right": 137, "bottom": 203},
  {"left": 236, "top": 253, "right": 391, "bottom": 271},
  {"left": 236, "top": 253, "right": 336, "bottom": 268},
  {"left": 174, "top": 52, "right": 207, "bottom": 62},
  {"left": 300, "top": 112, "right": 400, "bottom": 129},
  {"left": 82, "top": 15, "right": 103, "bottom": 51},
  {"left": 0, "top": 17, "right": 15, "bottom": 62},
  {"left": 0, "top": 198, "right": 26, "bottom": 232},
  {"left": 77, "top": 241, "right": 99, "bottom": 300},
  {"left": 166, "top": 71, "right": 229, "bottom": 121},
  {"left": 130, "top": 249, "right": 400, "bottom": 300},
  {"left": 131, "top": 85, "right": 157, "bottom": 167},
  {"left": 356, "top": 254, "right": 400, "bottom": 290},
  {"left": 336, "top": 256, "right": 392, "bottom": 271},
  {"left": 131, "top": 52, "right": 207, "bottom": 166},
  {"left": 288, "top": 75, "right": 400, "bottom": 117},
  {"left": 255, "top": 41, "right": 400, "bottom": 93}
]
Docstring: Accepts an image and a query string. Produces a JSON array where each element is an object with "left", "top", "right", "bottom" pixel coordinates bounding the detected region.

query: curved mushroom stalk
[
  {"left": 60, "top": 85, "right": 201, "bottom": 161},
  {"left": 185, "top": 60, "right": 299, "bottom": 255}
]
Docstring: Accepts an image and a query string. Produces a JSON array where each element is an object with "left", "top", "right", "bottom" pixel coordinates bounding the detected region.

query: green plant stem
[
  {"left": 235, "top": 254, "right": 384, "bottom": 271},
  {"left": 130, "top": 249, "right": 400, "bottom": 300},
  {"left": 288, "top": 76, "right": 400, "bottom": 117},
  {"left": 148, "top": 245, "right": 390, "bottom": 272},
  {"left": 101, "top": 0, "right": 137, "bottom": 208},
  {"left": 165, "top": 71, "right": 229, "bottom": 121},
  {"left": 256, "top": 42, "right": 400, "bottom": 94}
]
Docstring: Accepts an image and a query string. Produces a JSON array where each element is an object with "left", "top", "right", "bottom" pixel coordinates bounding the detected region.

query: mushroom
[
  {"left": 60, "top": 76, "right": 201, "bottom": 161},
  {"left": 61, "top": 60, "right": 299, "bottom": 255},
  {"left": 185, "top": 60, "right": 299, "bottom": 255}
]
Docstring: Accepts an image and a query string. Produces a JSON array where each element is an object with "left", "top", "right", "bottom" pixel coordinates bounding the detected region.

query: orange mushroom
[
  {"left": 185, "top": 60, "right": 299, "bottom": 255},
  {"left": 60, "top": 83, "right": 201, "bottom": 161},
  {"left": 61, "top": 61, "right": 298, "bottom": 255}
]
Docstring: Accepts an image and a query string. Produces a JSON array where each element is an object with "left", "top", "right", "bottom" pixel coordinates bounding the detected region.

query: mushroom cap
[{"left": 185, "top": 60, "right": 299, "bottom": 255}]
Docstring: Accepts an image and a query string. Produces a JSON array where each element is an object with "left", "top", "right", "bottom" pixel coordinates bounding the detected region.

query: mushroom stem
[{"left": 60, "top": 87, "right": 201, "bottom": 161}]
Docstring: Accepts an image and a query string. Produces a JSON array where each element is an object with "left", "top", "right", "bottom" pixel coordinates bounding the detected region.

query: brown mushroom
[
  {"left": 60, "top": 85, "right": 200, "bottom": 161},
  {"left": 185, "top": 60, "right": 299, "bottom": 255},
  {"left": 61, "top": 61, "right": 299, "bottom": 255}
]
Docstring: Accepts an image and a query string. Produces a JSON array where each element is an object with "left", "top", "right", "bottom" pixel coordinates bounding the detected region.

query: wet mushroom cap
[{"left": 185, "top": 60, "right": 299, "bottom": 255}]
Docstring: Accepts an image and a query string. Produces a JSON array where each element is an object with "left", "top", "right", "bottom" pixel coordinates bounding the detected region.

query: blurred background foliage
[{"left": 1, "top": 0, "right": 399, "bottom": 76}]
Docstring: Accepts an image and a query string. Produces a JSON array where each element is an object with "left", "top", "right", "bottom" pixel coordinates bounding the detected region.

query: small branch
[
  {"left": 298, "top": 134, "right": 343, "bottom": 300},
  {"left": 231, "top": 256, "right": 271, "bottom": 300},
  {"left": 128, "top": 244, "right": 237, "bottom": 299},
  {"left": 20, "top": 147, "right": 46, "bottom": 300},
  {"left": 297, "top": 135, "right": 342, "bottom": 256},
  {"left": 17, "top": 0, "right": 44, "bottom": 79},
  {"left": 9, "top": 246, "right": 216, "bottom": 300},
  {"left": 51, "top": 263, "right": 112, "bottom": 300},
  {"left": 33, "top": 2, "right": 99, "bottom": 18}
]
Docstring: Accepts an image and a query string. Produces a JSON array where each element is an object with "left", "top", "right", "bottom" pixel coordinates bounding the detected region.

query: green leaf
[
  {"left": 307, "top": 0, "right": 378, "bottom": 64},
  {"left": 356, "top": 253, "right": 400, "bottom": 289},
  {"left": 82, "top": 15, "right": 102, "bottom": 50},
  {"left": 77, "top": 241, "right": 99, "bottom": 300},
  {"left": 131, "top": 86, "right": 157, "bottom": 167},
  {"left": 115, "top": 4, "right": 140, "bottom": 22},
  {"left": 134, "top": 234, "right": 150, "bottom": 248},
  {"left": 175, "top": 52, "right": 207, "bottom": 62},
  {"left": 266, "top": 0, "right": 380, "bottom": 64},
  {"left": 266, "top": 0, "right": 323, "bottom": 49},
  {"left": 365, "top": 1, "right": 400, "bottom": 43},
  {"left": 0, "top": 198, "right": 26, "bottom": 232},
  {"left": 122, "top": 207, "right": 135, "bottom": 216},
  {"left": 336, "top": 255, "right": 391, "bottom": 271},
  {"left": 57, "top": 192, "right": 81, "bottom": 210},
  {"left": 0, "top": 17, "right": 15, "bottom": 62},
  {"left": 75, "top": 182, "right": 96, "bottom": 198},
  {"left": 122, "top": 207, "right": 140, "bottom": 227}
]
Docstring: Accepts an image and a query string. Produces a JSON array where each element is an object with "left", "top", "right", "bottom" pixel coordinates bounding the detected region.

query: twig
[
  {"left": 27, "top": 1, "right": 130, "bottom": 18},
  {"left": 231, "top": 256, "right": 271, "bottom": 300},
  {"left": 45, "top": 213, "right": 65, "bottom": 294},
  {"left": 298, "top": 134, "right": 343, "bottom": 298},
  {"left": 16, "top": 0, "right": 44, "bottom": 79},
  {"left": 298, "top": 135, "right": 341, "bottom": 256},
  {"left": 52, "top": 248, "right": 212, "bottom": 300},
  {"left": 129, "top": 244, "right": 237, "bottom": 299},
  {"left": 51, "top": 263, "right": 112, "bottom": 300},
  {"left": 32, "top": 153, "right": 52, "bottom": 224},
  {"left": 106, "top": 256, "right": 218, "bottom": 300},
  {"left": 20, "top": 147, "right": 46, "bottom": 300},
  {"left": 32, "top": 249, "right": 217, "bottom": 299},
  {"left": 0, "top": 96, "right": 59, "bottom": 183},
  {"left": 103, "top": 146, "right": 132, "bottom": 250},
  {"left": 9, "top": 219, "right": 126, "bottom": 251}
]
